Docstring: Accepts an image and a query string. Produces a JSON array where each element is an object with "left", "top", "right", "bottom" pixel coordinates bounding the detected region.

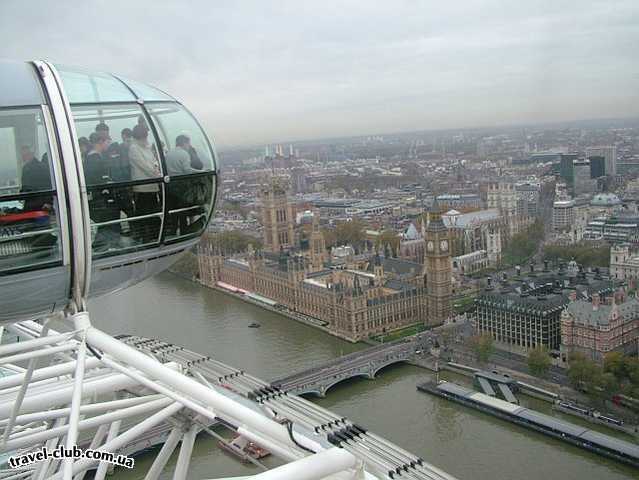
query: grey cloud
[{"left": 1, "top": 0, "right": 638, "bottom": 147}]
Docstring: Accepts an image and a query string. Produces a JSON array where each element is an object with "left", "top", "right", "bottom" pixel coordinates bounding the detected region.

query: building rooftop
[
  {"left": 591, "top": 193, "right": 621, "bottom": 206},
  {"left": 477, "top": 267, "right": 617, "bottom": 314},
  {"left": 442, "top": 209, "right": 500, "bottom": 228},
  {"left": 565, "top": 296, "right": 639, "bottom": 327},
  {"left": 402, "top": 223, "right": 420, "bottom": 240},
  {"left": 382, "top": 257, "right": 422, "bottom": 276}
]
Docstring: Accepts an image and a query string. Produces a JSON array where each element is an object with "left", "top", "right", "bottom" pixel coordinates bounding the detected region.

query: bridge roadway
[{"left": 271, "top": 338, "right": 419, "bottom": 397}]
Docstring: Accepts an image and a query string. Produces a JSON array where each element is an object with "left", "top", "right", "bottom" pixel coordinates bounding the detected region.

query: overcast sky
[{"left": 1, "top": 1, "right": 638, "bottom": 147}]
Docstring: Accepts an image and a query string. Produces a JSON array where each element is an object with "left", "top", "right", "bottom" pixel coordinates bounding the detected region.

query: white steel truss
[{"left": 0, "top": 313, "right": 457, "bottom": 480}]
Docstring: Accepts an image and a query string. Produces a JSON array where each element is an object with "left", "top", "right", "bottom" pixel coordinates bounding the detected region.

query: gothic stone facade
[{"left": 198, "top": 243, "right": 445, "bottom": 342}]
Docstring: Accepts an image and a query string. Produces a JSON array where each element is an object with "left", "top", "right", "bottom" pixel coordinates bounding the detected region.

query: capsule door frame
[{"left": 33, "top": 60, "right": 92, "bottom": 310}]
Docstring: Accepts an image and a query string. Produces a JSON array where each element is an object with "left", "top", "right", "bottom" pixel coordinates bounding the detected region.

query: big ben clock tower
[{"left": 424, "top": 206, "right": 452, "bottom": 326}]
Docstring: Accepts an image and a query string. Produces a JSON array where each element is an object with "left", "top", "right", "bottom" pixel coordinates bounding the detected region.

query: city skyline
[{"left": 1, "top": 1, "right": 638, "bottom": 147}]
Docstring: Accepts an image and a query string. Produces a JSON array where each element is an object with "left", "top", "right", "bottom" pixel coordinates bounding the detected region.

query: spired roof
[
  {"left": 55, "top": 64, "right": 176, "bottom": 104},
  {"left": 0, "top": 60, "right": 45, "bottom": 106},
  {"left": 403, "top": 223, "right": 419, "bottom": 240}
]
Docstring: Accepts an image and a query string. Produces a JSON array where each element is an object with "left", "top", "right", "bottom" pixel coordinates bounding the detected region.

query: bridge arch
[
  {"left": 296, "top": 372, "right": 376, "bottom": 397},
  {"left": 369, "top": 358, "right": 411, "bottom": 378}
]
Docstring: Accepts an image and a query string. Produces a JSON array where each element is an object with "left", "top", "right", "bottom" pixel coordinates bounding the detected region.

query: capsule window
[
  {"left": 0, "top": 107, "right": 61, "bottom": 272},
  {"left": 146, "top": 103, "right": 215, "bottom": 174},
  {"left": 146, "top": 103, "right": 216, "bottom": 240},
  {"left": 164, "top": 175, "right": 215, "bottom": 241},
  {"left": 70, "top": 104, "right": 164, "bottom": 256},
  {"left": 57, "top": 66, "right": 135, "bottom": 104}
]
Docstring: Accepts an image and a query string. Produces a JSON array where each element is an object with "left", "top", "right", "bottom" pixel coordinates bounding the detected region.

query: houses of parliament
[{"left": 198, "top": 179, "right": 453, "bottom": 342}]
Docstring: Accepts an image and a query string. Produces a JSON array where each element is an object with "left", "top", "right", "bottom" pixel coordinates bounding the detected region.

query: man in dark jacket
[
  {"left": 85, "top": 133, "right": 121, "bottom": 249},
  {"left": 20, "top": 146, "right": 51, "bottom": 211},
  {"left": 84, "top": 133, "right": 111, "bottom": 185},
  {"left": 20, "top": 146, "right": 51, "bottom": 193}
]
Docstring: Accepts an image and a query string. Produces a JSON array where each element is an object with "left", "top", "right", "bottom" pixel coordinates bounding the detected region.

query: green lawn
[{"left": 371, "top": 323, "right": 427, "bottom": 343}]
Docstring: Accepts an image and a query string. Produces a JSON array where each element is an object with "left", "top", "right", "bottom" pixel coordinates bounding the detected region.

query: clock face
[
  {"left": 440, "top": 240, "right": 449, "bottom": 252},
  {"left": 427, "top": 241, "right": 434, "bottom": 252}
]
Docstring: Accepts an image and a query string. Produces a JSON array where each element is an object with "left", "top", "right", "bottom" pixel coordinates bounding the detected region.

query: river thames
[{"left": 89, "top": 273, "right": 637, "bottom": 480}]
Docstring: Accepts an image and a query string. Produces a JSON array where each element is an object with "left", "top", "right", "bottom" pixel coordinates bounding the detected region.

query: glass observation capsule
[{"left": 0, "top": 60, "right": 218, "bottom": 323}]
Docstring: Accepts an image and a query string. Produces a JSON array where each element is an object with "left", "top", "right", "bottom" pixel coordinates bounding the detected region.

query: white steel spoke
[
  {"left": 1, "top": 323, "right": 51, "bottom": 447},
  {"left": 0, "top": 344, "right": 77, "bottom": 366},
  {"left": 32, "top": 416, "right": 67, "bottom": 480},
  {"left": 93, "top": 419, "right": 121, "bottom": 480},
  {"left": 172, "top": 424, "right": 198, "bottom": 480},
  {"left": 2, "top": 397, "right": 173, "bottom": 451},
  {"left": 62, "top": 333, "right": 87, "bottom": 480},
  {"left": 48, "top": 403, "right": 184, "bottom": 480},
  {"left": 72, "top": 422, "right": 109, "bottom": 480},
  {"left": 0, "top": 315, "right": 456, "bottom": 480},
  {"left": 143, "top": 427, "right": 182, "bottom": 480}
]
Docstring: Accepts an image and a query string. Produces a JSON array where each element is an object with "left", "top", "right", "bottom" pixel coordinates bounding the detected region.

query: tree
[
  {"left": 567, "top": 352, "right": 600, "bottom": 390},
  {"left": 221, "top": 200, "right": 249, "bottom": 219},
  {"left": 169, "top": 250, "right": 199, "bottom": 279},
  {"left": 528, "top": 346, "right": 552, "bottom": 377},
  {"left": 626, "top": 358, "right": 639, "bottom": 397},
  {"left": 501, "top": 220, "right": 544, "bottom": 266},
  {"left": 468, "top": 334, "right": 494, "bottom": 363},
  {"left": 334, "top": 220, "right": 365, "bottom": 248},
  {"left": 594, "top": 372, "right": 620, "bottom": 398},
  {"left": 203, "top": 231, "right": 262, "bottom": 255},
  {"left": 322, "top": 228, "right": 337, "bottom": 249},
  {"left": 542, "top": 243, "right": 610, "bottom": 268},
  {"left": 603, "top": 351, "right": 627, "bottom": 380}
]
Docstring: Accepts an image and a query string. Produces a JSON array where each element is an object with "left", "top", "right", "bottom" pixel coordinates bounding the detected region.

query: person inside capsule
[
  {"left": 129, "top": 124, "right": 162, "bottom": 243},
  {"left": 165, "top": 134, "right": 203, "bottom": 235},
  {"left": 85, "top": 132, "right": 122, "bottom": 251},
  {"left": 1, "top": 108, "right": 59, "bottom": 272}
]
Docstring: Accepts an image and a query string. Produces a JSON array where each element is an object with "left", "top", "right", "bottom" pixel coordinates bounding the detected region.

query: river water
[{"left": 89, "top": 273, "right": 638, "bottom": 480}]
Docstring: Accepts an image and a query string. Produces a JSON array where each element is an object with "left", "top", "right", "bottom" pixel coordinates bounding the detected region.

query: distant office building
[
  {"left": 435, "top": 193, "right": 482, "bottom": 211},
  {"left": 573, "top": 160, "right": 596, "bottom": 195},
  {"left": 617, "top": 159, "right": 639, "bottom": 176},
  {"left": 560, "top": 153, "right": 578, "bottom": 187},
  {"left": 553, "top": 199, "right": 575, "bottom": 231},
  {"left": 528, "top": 152, "right": 562, "bottom": 164},
  {"left": 589, "top": 155, "right": 606, "bottom": 178},
  {"left": 584, "top": 216, "right": 639, "bottom": 244},
  {"left": 515, "top": 182, "right": 541, "bottom": 217},
  {"left": 586, "top": 146, "right": 617, "bottom": 176},
  {"left": 610, "top": 244, "right": 639, "bottom": 281},
  {"left": 311, "top": 199, "right": 392, "bottom": 217}
]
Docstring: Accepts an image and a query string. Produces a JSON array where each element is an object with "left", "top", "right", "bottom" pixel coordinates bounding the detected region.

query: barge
[
  {"left": 219, "top": 434, "right": 270, "bottom": 463},
  {"left": 418, "top": 380, "right": 639, "bottom": 468}
]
